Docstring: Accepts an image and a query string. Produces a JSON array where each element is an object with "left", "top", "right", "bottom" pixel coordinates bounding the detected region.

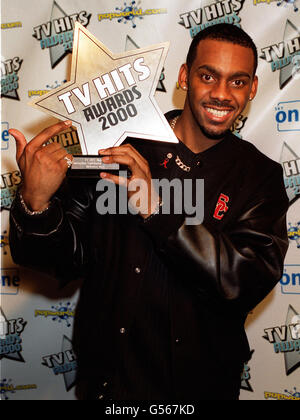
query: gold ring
[{"left": 64, "top": 156, "right": 73, "bottom": 168}]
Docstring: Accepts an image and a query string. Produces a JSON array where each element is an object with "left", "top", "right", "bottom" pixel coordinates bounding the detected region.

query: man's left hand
[{"left": 99, "top": 144, "right": 160, "bottom": 219}]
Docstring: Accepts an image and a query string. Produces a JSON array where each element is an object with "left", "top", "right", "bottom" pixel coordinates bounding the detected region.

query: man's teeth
[{"left": 206, "top": 108, "right": 230, "bottom": 118}]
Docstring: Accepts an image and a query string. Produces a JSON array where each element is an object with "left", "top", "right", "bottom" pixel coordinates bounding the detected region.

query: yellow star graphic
[{"left": 30, "top": 22, "right": 178, "bottom": 155}]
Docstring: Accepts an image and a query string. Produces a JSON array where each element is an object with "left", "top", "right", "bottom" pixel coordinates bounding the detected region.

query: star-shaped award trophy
[{"left": 30, "top": 22, "right": 178, "bottom": 178}]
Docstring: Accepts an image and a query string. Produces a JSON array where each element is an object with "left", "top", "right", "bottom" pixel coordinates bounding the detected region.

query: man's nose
[{"left": 210, "top": 80, "right": 232, "bottom": 104}]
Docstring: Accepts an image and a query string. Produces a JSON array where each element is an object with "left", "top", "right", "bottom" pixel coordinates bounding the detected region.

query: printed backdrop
[{"left": 1, "top": 0, "right": 300, "bottom": 401}]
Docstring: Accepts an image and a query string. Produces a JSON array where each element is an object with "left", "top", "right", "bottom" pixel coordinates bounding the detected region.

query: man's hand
[
  {"left": 99, "top": 144, "right": 160, "bottom": 219},
  {"left": 9, "top": 121, "right": 73, "bottom": 212}
]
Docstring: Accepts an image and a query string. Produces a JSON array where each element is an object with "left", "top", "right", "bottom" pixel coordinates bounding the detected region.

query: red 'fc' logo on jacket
[{"left": 214, "top": 194, "right": 230, "bottom": 220}]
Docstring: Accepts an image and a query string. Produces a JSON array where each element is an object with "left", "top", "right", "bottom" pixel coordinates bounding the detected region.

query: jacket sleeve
[
  {"left": 141, "top": 165, "right": 289, "bottom": 314},
  {"left": 9, "top": 178, "right": 94, "bottom": 285}
]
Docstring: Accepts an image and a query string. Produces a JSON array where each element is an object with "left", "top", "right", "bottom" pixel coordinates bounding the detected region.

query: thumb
[{"left": 9, "top": 129, "right": 27, "bottom": 162}]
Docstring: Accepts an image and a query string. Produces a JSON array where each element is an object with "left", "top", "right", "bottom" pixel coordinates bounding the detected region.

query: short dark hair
[{"left": 186, "top": 24, "right": 258, "bottom": 76}]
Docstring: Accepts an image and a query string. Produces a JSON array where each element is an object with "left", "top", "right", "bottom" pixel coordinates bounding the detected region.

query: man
[{"left": 9, "top": 24, "right": 289, "bottom": 401}]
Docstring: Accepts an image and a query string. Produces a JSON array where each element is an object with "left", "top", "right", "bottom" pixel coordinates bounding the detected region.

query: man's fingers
[
  {"left": 99, "top": 144, "right": 148, "bottom": 171},
  {"left": 100, "top": 172, "right": 129, "bottom": 188},
  {"left": 102, "top": 154, "right": 145, "bottom": 177},
  {"left": 9, "top": 129, "right": 27, "bottom": 162},
  {"left": 9, "top": 121, "right": 73, "bottom": 162},
  {"left": 52, "top": 148, "right": 73, "bottom": 162},
  {"left": 41, "top": 142, "right": 63, "bottom": 154},
  {"left": 29, "top": 120, "right": 72, "bottom": 150}
]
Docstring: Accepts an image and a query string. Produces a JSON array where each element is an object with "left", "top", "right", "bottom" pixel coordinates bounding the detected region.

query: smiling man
[
  {"left": 9, "top": 24, "right": 289, "bottom": 401},
  {"left": 173, "top": 24, "right": 258, "bottom": 151}
]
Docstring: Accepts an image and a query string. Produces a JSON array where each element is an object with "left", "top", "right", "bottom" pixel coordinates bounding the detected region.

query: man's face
[{"left": 180, "top": 39, "right": 258, "bottom": 139}]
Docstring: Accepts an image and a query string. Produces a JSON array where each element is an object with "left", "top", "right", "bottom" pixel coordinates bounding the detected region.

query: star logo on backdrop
[
  {"left": 240, "top": 350, "right": 254, "bottom": 393},
  {"left": 0, "top": 308, "right": 26, "bottom": 363},
  {"left": 32, "top": 1, "right": 91, "bottom": 69},
  {"left": 261, "top": 20, "right": 300, "bottom": 89},
  {"left": 30, "top": 22, "right": 177, "bottom": 155},
  {"left": 1, "top": 56, "right": 23, "bottom": 101},
  {"left": 284, "top": 306, "right": 300, "bottom": 376},
  {"left": 61, "top": 335, "right": 77, "bottom": 392},
  {"left": 263, "top": 305, "right": 300, "bottom": 376},
  {"left": 280, "top": 20, "right": 300, "bottom": 89},
  {"left": 41, "top": 335, "right": 77, "bottom": 392},
  {"left": 279, "top": 142, "right": 300, "bottom": 207},
  {"left": 47, "top": 1, "right": 72, "bottom": 68}
]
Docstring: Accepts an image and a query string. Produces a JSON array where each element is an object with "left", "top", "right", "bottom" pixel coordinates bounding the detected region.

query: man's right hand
[{"left": 9, "top": 120, "right": 74, "bottom": 212}]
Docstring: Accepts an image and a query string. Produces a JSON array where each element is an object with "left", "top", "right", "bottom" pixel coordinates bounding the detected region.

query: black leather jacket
[{"left": 9, "top": 113, "right": 289, "bottom": 400}]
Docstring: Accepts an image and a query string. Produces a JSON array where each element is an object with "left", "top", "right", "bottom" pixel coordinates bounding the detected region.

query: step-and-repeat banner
[{"left": 1, "top": 0, "right": 300, "bottom": 401}]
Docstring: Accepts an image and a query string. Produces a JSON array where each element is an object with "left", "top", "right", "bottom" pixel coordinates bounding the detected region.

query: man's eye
[
  {"left": 232, "top": 80, "right": 245, "bottom": 87},
  {"left": 201, "top": 74, "right": 214, "bottom": 82}
]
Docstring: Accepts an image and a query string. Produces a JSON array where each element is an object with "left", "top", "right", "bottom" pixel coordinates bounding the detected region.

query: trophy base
[{"left": 67, "top": 155, "right": 130, "bottom": 179}]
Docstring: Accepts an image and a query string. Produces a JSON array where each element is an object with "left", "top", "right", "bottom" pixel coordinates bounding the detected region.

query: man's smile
[{"left": 203, "top": 105, "right": 235, "bottom": 123}]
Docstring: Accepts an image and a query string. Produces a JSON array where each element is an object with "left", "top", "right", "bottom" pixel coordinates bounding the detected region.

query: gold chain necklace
[
  {"left": 170, "top": 115, "right": 180, "bottom": 131},
  {"left": 170, "top": 116, "right": 191, "bottom": 173}
]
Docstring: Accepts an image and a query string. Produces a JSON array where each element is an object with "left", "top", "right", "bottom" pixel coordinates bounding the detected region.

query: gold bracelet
[{"left": 18, "top": 191, "right": 51, "bottom": 216}]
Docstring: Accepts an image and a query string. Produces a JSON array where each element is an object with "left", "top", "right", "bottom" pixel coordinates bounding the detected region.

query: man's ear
[
  {"left": 249, "top": 75, "right": 258, "bottom": 101},
  {"left": 178, "top": 63, "right": 189, "bottom": 91}
]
